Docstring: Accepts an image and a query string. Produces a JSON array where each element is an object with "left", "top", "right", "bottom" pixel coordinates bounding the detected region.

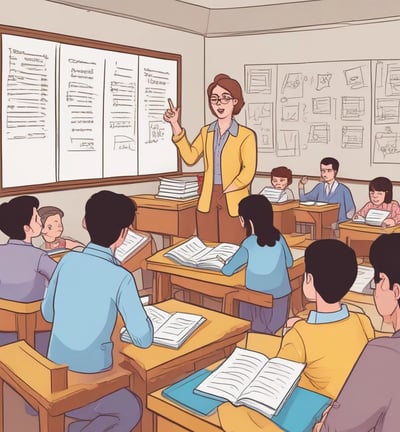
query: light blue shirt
[
  {"left": 208, "top": 119, "right": 238, "bottom": 185},
  {"left": 307, "top": 304, "right": 349, "bottom": 324},
  {"left": 42, "top": 242, "right": 153, "bottom": 373},
  {"left": 222, "top": 234, "right": 293, "bottom": 298}
]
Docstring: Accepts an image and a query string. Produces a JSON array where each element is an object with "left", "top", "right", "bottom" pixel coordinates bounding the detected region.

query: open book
[
  {"left": 349, "top": 265, "right": 375, "bottom": 294},
  {"left": 164, "top": 236, "right": 239, "bottom": 271},
  {"left": 120, "top": 305, "right": 205, "bottom": 349},
  {"left": 353, "top": 209, "right": 390, "bottom": 226},
  {"left": 115, "top": 230, "right": 149, "bottom": 262},
  {"left": 195, "top": 347, "right": 305, "bottom": 418},
  {"left": 300, "top": 201, "right": 328, "bottom": 206},
  {"left": 259, "top": 186, "right": 288, "bottom": 203}
]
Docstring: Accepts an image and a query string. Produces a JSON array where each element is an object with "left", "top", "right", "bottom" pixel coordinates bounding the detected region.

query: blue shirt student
[
  {"left": 42, "top": 242, "right": 153, "bottom": 373},
  {"left": 222, "top": 234, "right": 293, "bottom": 298}
]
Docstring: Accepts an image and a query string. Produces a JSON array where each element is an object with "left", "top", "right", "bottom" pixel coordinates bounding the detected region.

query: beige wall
[
  {"left": 0, "top": 0, "right": 205, "bottom": 243},
  {"left": 205, "top": 19, "right": 400, "bottom": 208}
]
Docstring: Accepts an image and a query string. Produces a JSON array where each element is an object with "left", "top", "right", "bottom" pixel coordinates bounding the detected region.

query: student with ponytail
[{"left": 222, "top": 194, "right": 293, "bottom": 334}]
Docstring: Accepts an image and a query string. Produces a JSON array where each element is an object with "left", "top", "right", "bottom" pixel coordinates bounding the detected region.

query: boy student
[
  {"left": 278, "top": 239, "right": 374, "bottom": 400},
  {"left": 41, "top": 190, "right": 153, "bottom": 432},
  {"left": 0, "top": 196, "right": 56, "bottom": 353},
  {"left": 314, "top": 233, "right": 400, "bottom": 432},
  {"left": 298, "top": 157, "right": 355, "bottom": 224}
]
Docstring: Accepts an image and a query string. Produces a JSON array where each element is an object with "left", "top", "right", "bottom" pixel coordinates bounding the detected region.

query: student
[
  {"left": 41, "top": 190, "right": 153, "bottom": 432},
  {"left": 298, "top": 157, "right": 355, "bottom": 224},
  {"left": 314, "top": 233, "right": 400, "bottom": 431},
  {"left": 222, "top": 194, "right": 293, "bottom": 334},
  {"left": 0, "top": 196, "right": 56, "bottom": 352},
  {"left": 270, "top": 166, "right": 295, "bottom": 200},
  {"left": 278, "top": 239, "right": 374, "bottom": 399},
  {"left": 353, "top": 176, "right": 400, "bottom": 227},
  {"left": 38, "top": 206, "right": 84, "bottom": 250},
  {"left": 164, "top": 73, "right": 257, "bottom": 244}
]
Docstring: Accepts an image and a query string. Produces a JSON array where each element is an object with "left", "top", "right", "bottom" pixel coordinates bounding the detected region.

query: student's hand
[
  {"left": 286, "top": 317, "right": 302, "bottom": 328},
  {"left": 163, "top": 98, "right": 181, "bottom": 126},
  {"left": 383, "top": 218, "right": 395, "bottom": 227},
  {"left": 352, "top": 214, "right": 359, "bottom": 220},
  {"left": 313, "top": 404, "right": 332, "bottom": 432},
  {"left": 298, "top": 176, "right": 308, "bottom": 187}
]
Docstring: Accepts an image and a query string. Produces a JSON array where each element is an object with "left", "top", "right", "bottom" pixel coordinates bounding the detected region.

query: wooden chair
[
  {"left": 0, "top": 341, "right": 132, "bottom": 432},
  {"left": 0, "top": 299, "right": 42, "bottom": 348}
]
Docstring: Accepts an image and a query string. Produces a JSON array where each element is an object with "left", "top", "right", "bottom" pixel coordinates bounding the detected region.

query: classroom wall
[
  {"left": 205, "top": 19, "right": 400, "bottom": 209},
  {"left": 0, "top": 0, "right": 205, "bottom": 243}
]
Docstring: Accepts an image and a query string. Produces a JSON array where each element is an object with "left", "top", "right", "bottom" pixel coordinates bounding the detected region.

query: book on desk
[
  {"left": 352, "top": 209, "right": 390, "bottom": 226},
  {"left": 300, "top": 201, "right": 329, "bottom": 206},
  {"left": 259, "top": 186, "right": 290, "bottom": 203},
  {"left": 120, "top": 305, "right": 205, "bottom": 349}
]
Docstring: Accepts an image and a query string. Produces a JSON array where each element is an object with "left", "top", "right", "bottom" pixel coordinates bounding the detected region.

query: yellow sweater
[{"left": 278, "top": 312, "right": 374, "bottom": 399}]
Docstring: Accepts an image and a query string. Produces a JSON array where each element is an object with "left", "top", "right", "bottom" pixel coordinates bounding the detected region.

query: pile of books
[{"left": 157, "top": 176, "right": 199, "bottom": 200}]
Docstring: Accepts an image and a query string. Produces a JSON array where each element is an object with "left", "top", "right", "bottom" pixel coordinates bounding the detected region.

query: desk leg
[
  {"left": 155, "top": 273, "right": 172, "bottom": 303},
  {"left": 314, "top": 214, "right": 323, "bottom": 240},
  {"left": 131, "top": 373, "right": 155, "bottom": 432},
  {"left": 38, "top": 407, "right": 64, "bottom": 432},
  {"left": 16, "top": 313, "right": 36, "bottom": 348}
]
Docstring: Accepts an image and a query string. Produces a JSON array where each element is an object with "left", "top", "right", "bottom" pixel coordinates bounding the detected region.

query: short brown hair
[
  {"left": 38, "top": 206, "right": 64, "bottom": 226},
  {"left": 369, "top": 177, "right": 393, "bottom": 203},
  {"left": 207, "top": 73, "right": 245, "bottom": 116},
  {"left": 271, "top": 166, "right": 293, "bottom": 185}
]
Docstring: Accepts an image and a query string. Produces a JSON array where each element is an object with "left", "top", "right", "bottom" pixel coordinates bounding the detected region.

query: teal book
[
  {"left": 271, "top": 386, "right": 331, "bottom": 432},
  {"left": 162, "top": 369, "right": 223, "bottom": 416}
]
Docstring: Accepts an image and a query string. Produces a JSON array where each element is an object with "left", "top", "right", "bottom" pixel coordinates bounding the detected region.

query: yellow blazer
[{"left": 172, "top": 122, "right": 257, "bottom": 216}]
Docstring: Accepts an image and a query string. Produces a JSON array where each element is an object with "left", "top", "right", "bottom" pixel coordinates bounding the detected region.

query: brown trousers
[{"left": 196, "top": 185, "right": 246, "bottom": 245}]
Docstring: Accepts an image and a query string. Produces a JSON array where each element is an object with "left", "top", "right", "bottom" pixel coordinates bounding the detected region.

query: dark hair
[
  {"left": 238, "top": 195, "right": 280, "bottom": 247},
  {"left": 0, "top": 196, "right": 39, "bottom": 240},
  {"left": 38, "top": 206, "right": 64, "bottom": 226},
  {"left": 305, "top": 239, "right": 357, "bottom": 303},
  {"left": 369, "top": 177, "right": 393, "bottom": 203},
  {"left": 85, "top": 190, "right": 137, "bottom": 247},
  {"left": 207, "top": 73, "right": 245, "bottom": 116},
  {"left": 271, "top": 166, "right": 293, "bottom": 186},
  {"left": 320, "top": 157, "right": 339, "bottom": 172},
  {"left": 370, "top": 233, "right": 400, "bottom": 306}
]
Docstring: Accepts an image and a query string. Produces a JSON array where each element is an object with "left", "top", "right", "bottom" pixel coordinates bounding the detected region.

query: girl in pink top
[{"left": 353, "top": 177, "right": 400, "bottom": 227}]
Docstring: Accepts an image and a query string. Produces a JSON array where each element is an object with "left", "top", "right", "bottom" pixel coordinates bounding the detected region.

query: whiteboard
[
  {"left": 1, "top": 32, "right": 179, "bottom": 191},
  {"left": 244, "top": 60, "right": 400, "bottom": 181}
]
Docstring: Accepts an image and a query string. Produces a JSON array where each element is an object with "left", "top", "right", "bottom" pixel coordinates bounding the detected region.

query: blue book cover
[
  {"left": 162, "top": 369, "right": 224, "bottom": 416},
  {"left": 272, "top": 386, "right": 331, "bottom": 432}
]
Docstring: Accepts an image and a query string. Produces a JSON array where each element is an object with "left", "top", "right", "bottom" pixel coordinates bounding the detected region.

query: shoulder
[
  {"left": 348, "top": 312, "right": 374, "bottom": 330},
  {"left": 390, "top": 200, "right": 400, "bottom": 208},
  {"left": 338, "top": 182, "right": 352, "bottom": 193},
  {"left": 237, "top": 124, "right": 256, "bottom": 139}
]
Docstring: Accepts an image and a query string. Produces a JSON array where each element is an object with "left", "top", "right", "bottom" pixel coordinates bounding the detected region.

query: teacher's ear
[{"left": 82, "top": 217, "right": 87, "bottom": 230}]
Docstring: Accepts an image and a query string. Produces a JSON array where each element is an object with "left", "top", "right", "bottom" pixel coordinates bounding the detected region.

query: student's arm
[
  {"left": 277, "top": 325, "right": 306, "bottom": 363},
  {"left": 386, "top": 200, "right": 400, "bottom": 226},
  {"left": 37, "top": 253, "right": 57, "bottom": 281},
  {"left": 343, "top": 186, "right": 356, "bottom": 219},
  {"left": 221, "top": 245, "right": 248, "bottom": 276},
  {"left": 318, "top": 344, "right": 388, "bottom": 432},
  {"left": 353, "top": 201, "right": 371, "bottom": 220},
  {"left": 41, "top": 264, "right": 60, "bottom": 323},
  {"left": 117, "top": 274, "right": 154, "bottom": 348},
  {"left": 299, "top": 183, "right": 320, "bottom": 201},
  {"left": 172, "top": 128, "right": 204, "bottom": 165},
  {"left": 358, "top": 313, "right": 375, "bottom": 340},
  {"left": 279, "top": 236, "right": 293, "bottom": 268}
]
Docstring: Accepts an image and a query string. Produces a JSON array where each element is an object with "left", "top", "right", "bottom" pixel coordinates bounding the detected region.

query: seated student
[
  {"left": 0, "top": 196, "right": 57, "bottom": 353},
  {"left": 298, "top": 157, "right": 355, "bottom": 224},
  {"left": 353, "top": 176, "right": 400, "bottom": 227},
  {"left": 222, "top": 194, "right": 293, "bottom": 334},
  {"left": 314, "top": 233, "right": 400, "bottom": 431},
  {"left": 41, "top": 190, "right": 154, "bottom": 432},
  {"left": 278, "top": 239, "right": 374, "bottom": 399},
  {"left": 38, "top": 206, "right": 84, "bottom": 250},
  {"left": 271, "top": 166, "right": 295, "bottom": 200}
]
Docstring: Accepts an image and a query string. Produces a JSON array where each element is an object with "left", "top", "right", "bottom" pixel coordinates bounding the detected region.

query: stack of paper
[
  {"left": 349, "top": 266, "right": 375, "bottom": 294},
  {"left": 115, "top": 230, "right": 149, "bottom": 262},
  {"left": 259, "top": 186, "right": 288, "bottom": 203},
  {"left": 157, "top": 176, "right": 199, "bottom": 200}
]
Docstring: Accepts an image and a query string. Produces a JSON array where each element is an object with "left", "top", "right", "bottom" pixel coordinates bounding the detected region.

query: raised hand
[
  {"left": 163, "top": 98, "right": 182, "bottom": 136},
  {"left": 298, "top": 176, "right": 308, "bottom": 187}
]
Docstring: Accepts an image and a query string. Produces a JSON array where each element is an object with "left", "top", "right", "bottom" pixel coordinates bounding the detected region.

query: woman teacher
[{"left": 163, "top": 73, "right": 257, "bottom": 244}]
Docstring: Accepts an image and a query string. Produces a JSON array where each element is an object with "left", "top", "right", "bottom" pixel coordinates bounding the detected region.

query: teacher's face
[{"left": 209, "top": 85, "right": 238, "bottom": 120}]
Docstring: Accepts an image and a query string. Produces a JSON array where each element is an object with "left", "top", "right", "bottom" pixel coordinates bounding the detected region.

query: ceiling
[{"left": 46, "top": 0, "right": 400, "bottom": 37}]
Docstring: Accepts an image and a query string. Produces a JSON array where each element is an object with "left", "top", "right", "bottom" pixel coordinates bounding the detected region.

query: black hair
[
  {"left": 370, "top": 233, "right": 400, "bottom": 306},
  {"left": 320, "top": 157, "right": 339, "bottom": 172},
  {"left": 369, "top": 177, "right": 393, "bottom": 203},
  {"left": 238, "top": 194, "right": 280, "bottom": 247},
  {"left": 0, "top": 196, "right": 39, "bottom": 240},
  {"left": 85, "top": 190, "right": 137, "bottom": 247},
  {"left": 305, "top": 239, "right": 357, "bottom": 303}
]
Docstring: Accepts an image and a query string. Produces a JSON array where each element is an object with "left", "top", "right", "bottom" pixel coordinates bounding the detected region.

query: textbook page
[
  {"left": 144, "top": 305, "right": 171, "bottom": 332},
  {"left": 196, "top": 242, "right": 240, "bottom": 270},
  {"left": 290, "top": 248, "right": 305, "bottom": 262},
  {"left": 349, "top": 266, "right": 375, "bottom": 294},
  {"left": 365, "top": 209, "right": 390, "bottom": 226},
  {"left": 164, "top": 237, "right": 213, "bottom": 266},
  {"left": 115, "top": 230, "right": 148, "bottom": 262},
  {"left": 259, "top": 187, "right": 284, "bottom": 203}
]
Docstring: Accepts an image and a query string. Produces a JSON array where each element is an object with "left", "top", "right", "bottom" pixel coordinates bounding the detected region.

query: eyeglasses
[{"left": 210, "top": 95, "right": 234, "bottom": 105}]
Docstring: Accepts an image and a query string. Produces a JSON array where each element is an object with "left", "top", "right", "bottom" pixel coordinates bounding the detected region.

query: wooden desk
[
  {"left": 293, "top": 203, "right": 339, "bottom": 239},
  {"left": 119, "top": 299, "right": 250, "bottom": 432},
  {"left": 339, "top": 221, "right": 400, "bottom": 256},
  {"left": 272, "top": 200, "right": 298, "bottom": 234},
  {"left": 130, "top": 195, "right": 197, "bottom": 244},
  {"left": 146, "top": 237, "right": 306, "bottom": 316}
]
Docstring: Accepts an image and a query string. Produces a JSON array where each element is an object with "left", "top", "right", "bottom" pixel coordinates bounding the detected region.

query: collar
[
  {"left": 8, "top": 239, "right": 33, "bottom": 247},
  {"left": 83, "top": 242, "right": 120, "bottom": 265},
  {"left": 325, "top": 180, "right": 338, "bottom": 191},
  {"left": 307, "top": 304, "right": 349, "bottom": 324},
  {"left": 208, "top": 118, "right": 239, "bottom": 137}
]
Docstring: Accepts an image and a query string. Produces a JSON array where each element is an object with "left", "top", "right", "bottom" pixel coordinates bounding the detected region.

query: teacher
[{"left": 163, "top": 73, "right": 257, "bottom": 244}]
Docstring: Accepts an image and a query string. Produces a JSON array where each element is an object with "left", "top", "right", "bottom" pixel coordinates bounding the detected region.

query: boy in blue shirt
[{"left": 42, "top": 190, "right": 153, "bottom": 432}]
